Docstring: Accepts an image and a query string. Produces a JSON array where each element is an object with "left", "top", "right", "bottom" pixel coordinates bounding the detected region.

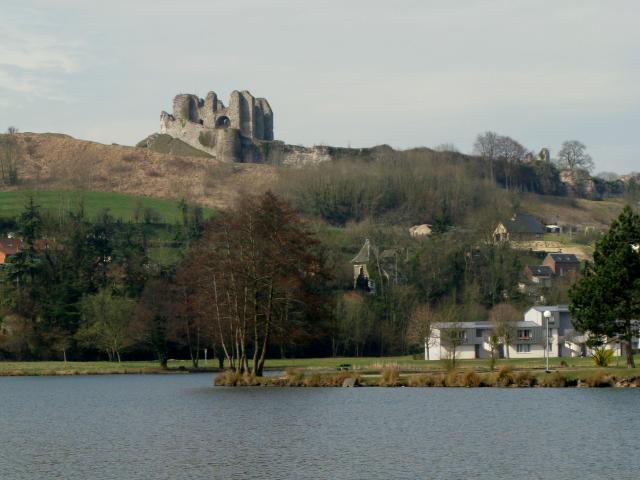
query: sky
[{"left": 1, "top": 0, "right": 639, "bottom": 173}]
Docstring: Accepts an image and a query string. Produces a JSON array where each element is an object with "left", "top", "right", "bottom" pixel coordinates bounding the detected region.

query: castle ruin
[
  {"left": 157, "top": 88, "right": 361, "bottom": 166},
  {"left": 160, "top": 90, "right": 274, "bottom": 162}
]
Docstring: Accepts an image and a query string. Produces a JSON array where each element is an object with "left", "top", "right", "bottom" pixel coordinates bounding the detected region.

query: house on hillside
[
  {"left": 543, "top": 253, "right": 580, "bottom": 277},
  {"left": 523, "top": 265, "right": 553, "bottom": 287},
  {"left": 0, "top": 235, "right": 22, "bottom": 266},
  {"left": 351, "top": 239, "right": 405, "bottom": 294},
  {"left": 493, "top": 213, "right": 545, "bottom": 243},
  {"left": 409, "top": 224, "right": 432, "bottom": 237},
  {"left": 352, "top": 239, "right": 375, "bottom": 293}
]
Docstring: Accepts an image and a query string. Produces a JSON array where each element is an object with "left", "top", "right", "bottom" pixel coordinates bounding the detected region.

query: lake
[{"left": 0, "top": 374, "right": 639, "bottom": 479}]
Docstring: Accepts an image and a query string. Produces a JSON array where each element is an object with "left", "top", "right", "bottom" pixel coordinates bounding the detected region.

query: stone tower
[{"left": 160, "top": 89, "right": 273, "bottom": 161}]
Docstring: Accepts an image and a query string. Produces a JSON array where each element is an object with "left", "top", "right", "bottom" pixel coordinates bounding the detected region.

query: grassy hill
[
  {"left": 2, "top": 132, "right": 275, "bottom": 211},
  {"left": 0, "top": 189, "right": 215, "bottom": 223},
  {"left": 1, "top": 132, "right": 630, "bottom": 233}
]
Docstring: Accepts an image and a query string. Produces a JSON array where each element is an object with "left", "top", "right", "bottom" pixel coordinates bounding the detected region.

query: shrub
[
  {"left": 303, "top": 373, "right": 323, "bottom": 387},
  {"left": 462, "top": 369, "right": 482, "bottom": 387},
  {"left": 444, "top": 370, "right": 460, "bottom": 387},
  {"left": 586, "top": 370, "right": 613, "bottom": 388},
  {"left": 214, "top": 370, "right": 243, "bottom": 386},
  {"left": 592, "top": 347, "right": 614, "bottom": 367},
  {"left": 537, "top": 372, "right": 567, "bottom": 388},
  {"left": 491, "top": 365, "right": 514, "bottom": 387},
  {"left": 285, "top": 368, "right": 305, "bottom": 386},
  {"left": 408, "top": 374, "right": 430, "bottom": 387},
  {"left": 408, "top": 373, "right": 445, "bottom": 387},
  {"left": 511, "top": 371, "right": 535, "bottom": 387},
  {"left": 379, "top": 365, "right": 400, "bottom": 387}
]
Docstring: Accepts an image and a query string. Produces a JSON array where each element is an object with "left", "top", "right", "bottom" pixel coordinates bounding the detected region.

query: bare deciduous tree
[
  {"left": 406, "top": 303, "right": 437, "bottom": 359},
  {"left": 489, "top": 302, "right": 519, "bottom": 359},
  {"left": 555, "top": 140, "right": 594, "bottom": 172},
  {"left": 187, "top": 191, "right": 323, "bottom": 376}
]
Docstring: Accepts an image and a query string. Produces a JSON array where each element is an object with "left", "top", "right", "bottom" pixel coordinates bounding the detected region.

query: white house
[
  {"left": 427, "top": 321, "right": 544, "bottom": 361},
  {"left": 426, "top": 305, "right": 593, "bottom": 361}
]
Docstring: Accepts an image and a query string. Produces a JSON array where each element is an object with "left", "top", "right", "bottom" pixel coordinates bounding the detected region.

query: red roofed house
[
  {"left": 0, "top": 236, "right": 23, "bottom": 265},
  {"left": 543, "top": 253, "right": 581, "bottom": 277}
]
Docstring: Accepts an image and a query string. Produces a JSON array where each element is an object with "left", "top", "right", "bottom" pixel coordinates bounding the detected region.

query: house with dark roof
[
  {"left": 493, "top": 213, "right": 545, "bottom": 242},
  {"left": 523, "top": 265, "right": 553, "bottom": 287},
  {"left": 351, "top": 239, "right": 375, "bottom": 292},
  {"left": 543, "top": 253, "right": 580, "bottom": 277},
  {"left": 0, "top": 236, "right": 22, "bottom": 266},
  {"left": 351, "top": 239, "right": 405, "bottom": 294}
]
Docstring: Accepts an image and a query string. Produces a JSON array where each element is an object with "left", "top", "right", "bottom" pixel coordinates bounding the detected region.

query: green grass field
[
  {"left": 2, "top": 355, "right": 639, "bottom": 377},
  {"left": 0, "top": 189, "right": 214, "bottom": 223}
]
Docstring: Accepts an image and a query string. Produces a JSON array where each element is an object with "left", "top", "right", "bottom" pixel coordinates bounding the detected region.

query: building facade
[{"left": 426, "top": 305, "right": 591, "bottom": 361}]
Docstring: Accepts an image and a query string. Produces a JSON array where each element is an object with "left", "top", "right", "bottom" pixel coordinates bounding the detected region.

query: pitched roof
[
  {"left": 548, "top": 253, "right": 579, "bottom": 263},
  {"left": 351, "top": 239, "right": 371, "bottom": 264},
  {"left": 529, "top": 305, "right": 569, "bottom": 313},
  {"left": 505, "top": 213, "right": 544, "bottom": 234},
  {"left": 434, "top": 321, "right": 539, "bottom": 329},
  {"left": 526, "top": 265, "right": 553, "bottom": 277}
]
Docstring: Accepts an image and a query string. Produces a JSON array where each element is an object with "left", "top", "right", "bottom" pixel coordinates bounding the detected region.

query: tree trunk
[
  {"left": 159, "top": 351, "right": 168, "bottom": 369},
  {"left": 625, "top": 339, "right": 635, "bottom": 368},
  {"left": 256, "top": 284, "right": 274, "bottom": 376}
]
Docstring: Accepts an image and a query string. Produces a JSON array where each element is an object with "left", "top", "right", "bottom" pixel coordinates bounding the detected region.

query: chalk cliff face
[{"left": 160, "top": 90, "right": 274, "bottom": 162}]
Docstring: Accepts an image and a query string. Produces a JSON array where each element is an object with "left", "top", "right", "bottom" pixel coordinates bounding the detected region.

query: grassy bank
[
  {"left": 0, "top": 360, "right": 220, "bottom": 376},
  {"left": 3, "top": 355, "right": 639, "bottom": 379},
  {"left": 264, "top": 354, "right": 639, "bottom": 372},
  {"left": 0, "top": 189, "right": 214, "bottom": 223}
]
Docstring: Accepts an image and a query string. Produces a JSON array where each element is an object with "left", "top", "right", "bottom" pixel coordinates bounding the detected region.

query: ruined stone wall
[{"left": 161, "top": 89, "right": 274, "bottom": 162}]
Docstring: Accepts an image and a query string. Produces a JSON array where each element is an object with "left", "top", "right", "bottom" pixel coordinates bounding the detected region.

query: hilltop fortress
[
  {"left": 155, "top": 88, "right": 393, "bottom": 165},
  {"left": 160, "top": 90, "right": 274, "bottom": 162}
]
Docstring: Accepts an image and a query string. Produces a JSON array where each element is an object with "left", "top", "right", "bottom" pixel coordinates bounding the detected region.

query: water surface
[{"left": 1, "top": 374, "right": 638, "bottom": 479}]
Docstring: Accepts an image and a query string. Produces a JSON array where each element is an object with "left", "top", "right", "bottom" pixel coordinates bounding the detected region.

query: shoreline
[
  {"left": 215, "top": 367, "right": 640, "bottom": 389},
  {"left": 0, "top": 363, "right": 223, "bottom": 377}
]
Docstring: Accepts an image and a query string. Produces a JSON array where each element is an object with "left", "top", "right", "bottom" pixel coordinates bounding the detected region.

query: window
[
  {"left": 517, "top": 329, "right": 531, "bottom": 340},
  {"left": 517, "top": 344, "right": 531, "bottom": 353},
  {"left": 475, "top": 329, "right": 484, "bottom": 338}
]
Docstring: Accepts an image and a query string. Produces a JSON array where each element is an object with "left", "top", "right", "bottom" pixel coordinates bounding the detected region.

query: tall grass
[{"left": 379, "top": 365, "right": 401, "bottom": 386}]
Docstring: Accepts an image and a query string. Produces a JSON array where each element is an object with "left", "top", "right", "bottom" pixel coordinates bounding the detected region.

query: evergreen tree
[{"left": 569, "top": 206, "right": 640, "bottom": 367}]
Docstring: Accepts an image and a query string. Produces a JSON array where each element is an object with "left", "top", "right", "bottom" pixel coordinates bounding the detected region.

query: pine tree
[{"left": 570, "top": 206, "right": 640, "bottom": 367}]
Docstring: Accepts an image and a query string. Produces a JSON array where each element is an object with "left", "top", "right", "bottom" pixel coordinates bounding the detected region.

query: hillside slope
[
  {"left": 1, "top": 133, "right": 628, "bottom": 232},
  {"left": 5, "top": 133, "right": 276, "bottom": 210}
]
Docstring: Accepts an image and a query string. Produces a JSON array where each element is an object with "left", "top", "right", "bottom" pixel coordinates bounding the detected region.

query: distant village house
[
  {"left": 542, "top": 253, "right": 580, "bottom": 277},
  {"left": 0, "top": 235, "right": 22, "bottom": 266},
  {"left": 523, "top": 265, "right": 553, "bottom": 287},
  {"left": 493, "top": 213, "right": 545, "bottom": 242}
]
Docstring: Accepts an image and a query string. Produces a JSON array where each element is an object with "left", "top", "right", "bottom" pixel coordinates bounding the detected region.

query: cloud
[
  {"left": 0, "top": 6, "right": 86, "bottom": 103},
  {"left": 2, "top": 0, "right": 639, "bottom": 172}
]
